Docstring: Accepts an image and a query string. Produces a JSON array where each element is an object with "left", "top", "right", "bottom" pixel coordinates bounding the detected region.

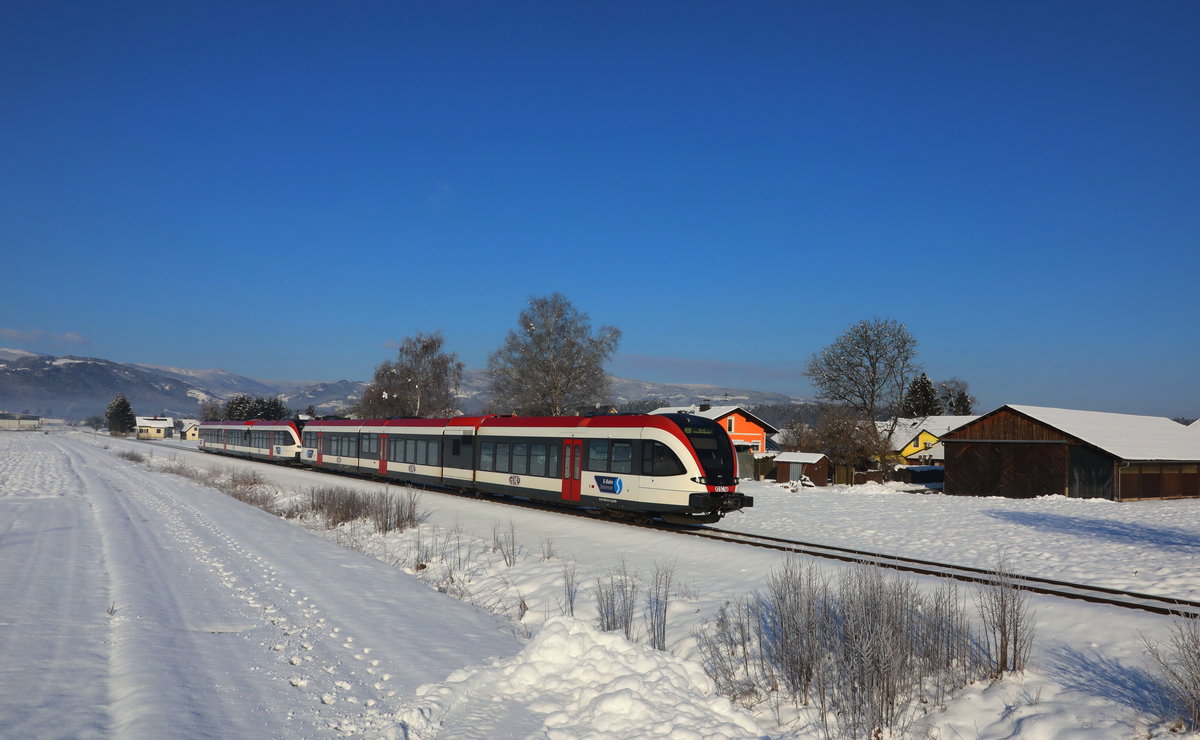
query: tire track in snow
[{"left": 67, "top": 438, "right": 415, "bottom": 737}]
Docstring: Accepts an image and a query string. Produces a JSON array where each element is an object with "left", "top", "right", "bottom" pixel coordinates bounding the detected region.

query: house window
[{"left": 727, "top": 418, "right": 734, "bottom": 432}]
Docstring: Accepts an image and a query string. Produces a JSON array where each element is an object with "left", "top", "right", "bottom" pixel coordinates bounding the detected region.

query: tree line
[
  {"left": 101, "top": 297, "right": 974, "bottom": 469},
  {"left": 778, "top": 317, "right": 977, "bottom": 474}
]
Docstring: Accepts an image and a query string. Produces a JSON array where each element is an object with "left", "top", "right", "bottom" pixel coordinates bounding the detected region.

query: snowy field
[{"left": 2, "top": 431, "right": 1198, "bottom": 738}]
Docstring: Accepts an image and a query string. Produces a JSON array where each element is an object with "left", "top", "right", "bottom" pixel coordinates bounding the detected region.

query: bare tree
[
  {"left": 358, "top": 331, "right": 464, "bottom": 418},
  {"left": 937, "top": 377, "right": 977, "bottom": 415},
  {"left": 197, "top": 398, "right": 223, "bottom": 421},
  {"left": 807, "top": 404, "right": 882, "bottom": 469},
  {"left": 804, "top": 317, "right": 919, "bottom": 423},
  {"left": 487, "top": 293, "right": 621, "bottom": 416}
]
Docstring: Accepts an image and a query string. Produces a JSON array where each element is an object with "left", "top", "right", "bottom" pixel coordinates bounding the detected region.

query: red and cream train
[{"left": 198, "top": 412, "right": 752, "bottom": 524}]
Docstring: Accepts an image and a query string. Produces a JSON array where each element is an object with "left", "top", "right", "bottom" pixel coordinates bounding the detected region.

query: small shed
[
  {"left": 774, "top": 452, "right": 830, "bottom": 486},
  {"left": 942, "top": 405, "right": 1200, "bottom": 500}
]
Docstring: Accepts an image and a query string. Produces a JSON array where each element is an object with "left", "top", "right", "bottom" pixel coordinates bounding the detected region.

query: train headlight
[{"left": 690, "top": 476, "right": 707, "bottom": 485}]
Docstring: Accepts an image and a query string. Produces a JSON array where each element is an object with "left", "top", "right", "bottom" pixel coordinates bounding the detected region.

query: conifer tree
[
  {"left": 105, "top": 394, "right": 136, "bottom": 436},
  {"left": 900, "top": 372, "right": 943, "bottom": 417}
]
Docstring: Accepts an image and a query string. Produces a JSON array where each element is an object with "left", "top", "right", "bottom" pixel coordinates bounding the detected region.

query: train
[{"left": 197, "top": 412, "right": 752, "bottom": 524}]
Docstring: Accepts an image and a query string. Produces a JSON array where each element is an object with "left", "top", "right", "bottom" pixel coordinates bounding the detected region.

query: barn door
[{"left": 561, "top": 439, "right": 583, "bottom": 501}]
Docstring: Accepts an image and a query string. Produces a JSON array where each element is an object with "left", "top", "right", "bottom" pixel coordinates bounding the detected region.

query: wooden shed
[
  {"left": 774, "top": 452, "right": 830, "bottom": 486},
  {"left": 942, "top": 405, "right": 1200, "bottom": 500}
]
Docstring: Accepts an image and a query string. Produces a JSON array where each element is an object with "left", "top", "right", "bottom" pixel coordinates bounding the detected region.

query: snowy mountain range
[{"left": 0, "top": 349, "right": 804, "bottom": 420}]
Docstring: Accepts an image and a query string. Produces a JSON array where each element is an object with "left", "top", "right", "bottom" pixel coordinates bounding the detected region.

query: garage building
[{"left": 942, "top": 405, "right": 1200, "bottom": 500}]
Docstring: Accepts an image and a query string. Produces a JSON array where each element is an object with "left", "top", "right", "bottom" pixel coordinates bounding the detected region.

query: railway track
[
  {"left": 124, "top": 436, "right": 1200, "bottom": 619},
  {"left": 660, "top": 525, "right": 1200, "bottom": 618}
]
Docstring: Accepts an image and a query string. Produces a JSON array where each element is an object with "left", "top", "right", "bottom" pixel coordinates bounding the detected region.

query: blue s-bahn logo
[{"left": 595, "top": 475, "right": 623, "bottom": 495}]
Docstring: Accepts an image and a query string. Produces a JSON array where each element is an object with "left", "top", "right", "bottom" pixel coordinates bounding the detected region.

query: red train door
[
  {"left": 316, "top": 432, "right": 323, "bottom": 466},
  {"left": 561, "top": 439, "right": 582, "bottom": 501},
  {"left": 378, "top": 434, "right": 387, "bottom": 476}
]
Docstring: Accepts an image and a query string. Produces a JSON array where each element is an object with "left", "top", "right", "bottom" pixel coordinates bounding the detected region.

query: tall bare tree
[
  {"left": 804, "top": 317, "right": 919, "bottom": 423},
  {"left": 358, "top": 331, "right": 463, "bottom": 418},
  {"left": 487, "top": 293, "right": 621, "bottom": 416}
]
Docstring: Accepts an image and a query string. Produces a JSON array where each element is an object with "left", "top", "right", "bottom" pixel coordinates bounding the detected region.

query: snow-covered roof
[
  {"left": 135, "top": 416, "right": 174, "bottom": 428},
  {"left": 878, "top": 416, "right": 978, "bottom": 450},
  {"left": 649, "top": 405, "right": 780, "bottom": 433},
  {"left": 775, "top": 452, "right": 828, "bottom": 465},
  {"left": 989, "top": 405, "right": 1200, "bottom": 462}
]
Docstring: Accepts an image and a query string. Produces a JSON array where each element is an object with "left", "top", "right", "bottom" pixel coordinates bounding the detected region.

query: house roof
[
  {"left": 649, "top": 405, "right": 780, "bottom": 433},
  {"left": 878, "top": 415, "right": 978, "bottom": 451},
  {"left": 962, "top": 405, "right": 1200, "bottom": 462},
  {"left": 775, "top": 452, "right": 828, "bottom": 465},
  {"left": 135, "top": 416, "right": 174, "bottom": 428}
]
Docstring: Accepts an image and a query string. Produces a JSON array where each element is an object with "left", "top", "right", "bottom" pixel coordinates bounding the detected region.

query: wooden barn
[
  {"left": 774, "top": 452, "right": 830, "bottom": 486},
  {"left": 942, "top": 405, "right": 1200, "bottom": 500}
]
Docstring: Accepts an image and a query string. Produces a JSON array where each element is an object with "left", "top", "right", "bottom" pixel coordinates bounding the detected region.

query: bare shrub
[
  {"left": 644, "top": 560, "right": 675, "bottom": 651},
  {"left": 540, "top": 537, "right": 556, "bottom": 561},
  {"left": 372, "top": 487, "right": 421, "bottom": 534},
  {"left": 492, "top": 520, "right": 518, "bottom": 567},
  {"left": 594, "top": 560, "right": 639, "bottom": 638},
  {"left": 117, "top": 450, "right": 146, "bottom": 464},
  {"left": 762, "top": 559, "right": 828, "bottom": 704},
  {"left": 309, "top": 485, "right": 371, "bottom": 527},
  {"left": 213, "top": 468, "right": 274, "bottom": 509},
  {"left": 1145, "top": 617, "right": 1200, "bottom": 729},
  {"left": 562, "top": 561, "right": 579, "bottom": 617},
  {"left": 695, "top": 560, "right": 989, "bottom": 738},
  {"left": 693, "top": 600, "right": 766, "bottom": 707},
  {"left": 975, "top": 556, "right": 1036, "bottom": 677}
]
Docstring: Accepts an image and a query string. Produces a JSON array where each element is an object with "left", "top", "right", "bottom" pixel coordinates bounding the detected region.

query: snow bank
[{"left": 402, "top": 617, "right": 763, "bottom": 739}]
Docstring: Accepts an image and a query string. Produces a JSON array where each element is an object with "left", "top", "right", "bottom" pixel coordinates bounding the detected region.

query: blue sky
[{"left": 2, "top": 1, "right": 1197, "bottom": 417}]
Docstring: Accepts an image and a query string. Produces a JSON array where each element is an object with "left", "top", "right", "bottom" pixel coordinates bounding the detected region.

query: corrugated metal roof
[{"left": 1004, "top": 405, "right": 1200, "bottom": 462}]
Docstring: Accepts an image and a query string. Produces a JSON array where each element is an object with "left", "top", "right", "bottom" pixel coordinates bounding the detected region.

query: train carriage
[
  {"left": 298, "top": 412, "right": 751, "bottom": 524},
  {"left": 198, "top": 420, "right": 303, "bottom": 462}
]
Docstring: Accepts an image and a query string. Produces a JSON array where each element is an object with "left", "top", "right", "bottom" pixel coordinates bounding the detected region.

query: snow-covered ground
[{"left": 2, "top": 431, "right": 1198, "bottom": 738}]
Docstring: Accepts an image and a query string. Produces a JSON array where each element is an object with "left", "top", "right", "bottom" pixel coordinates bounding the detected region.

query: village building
[
  {"left": 878, "top": 415, "right": 978, "bottom": 464},
  {"left": 135, "top": 416, "right": 175, "bottom": 440},
  {"left": 0, "top": 412, "right": 40, "bottom": 431},
  {"left": 942, "top": 405, "right": 1200, "bottom": 500},
  {"left": 774, "top": 452, "right": 830, "bottom": 486}
]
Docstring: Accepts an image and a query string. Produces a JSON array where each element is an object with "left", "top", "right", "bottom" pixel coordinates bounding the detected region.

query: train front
[{"left": 660, "top": 412, "right": 753, "bottom": 524}]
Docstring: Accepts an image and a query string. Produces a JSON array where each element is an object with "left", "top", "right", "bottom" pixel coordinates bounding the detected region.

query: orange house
[{"left": 650, "top": 404, "right": 779, "bottom": 453}]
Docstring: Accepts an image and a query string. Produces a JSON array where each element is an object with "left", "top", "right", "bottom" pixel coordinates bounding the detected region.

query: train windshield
[{"left": 667, "top": 415, "right": 737, "bottom": 486}]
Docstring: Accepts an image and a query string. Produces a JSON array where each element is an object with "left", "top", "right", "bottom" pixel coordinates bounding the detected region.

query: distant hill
[{"left": 0, "top": 349, "right": 808, "bottom": 421}]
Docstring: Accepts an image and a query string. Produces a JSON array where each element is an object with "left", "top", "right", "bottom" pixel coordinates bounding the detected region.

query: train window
[
  {"left": 362, "top": 435, "right": 378, "bottom": 455},
  {"left": 549, "top": 444, "right": 560, "bottom": 478},
  {"left": 405, "top": 439, "right": 417, "bottom": 463},
  {"left": 643, "top": 441, "right": 685, "bottom": 476},
  {"left": 427, "top": 440, "right": 439, "bottom": 466},
  {"left": 452, "top": 439, "right": 461, "bottom": 456},
  {"left": 611, "top": 441, "right": 633, "bottom": 474},
  {"left": 512, "top": 443, "right": 528, "bottom": 475},
  {"left": 416, "top": 440, "right": 427, "bottom": 465},
  {"left": 529, "top": 443, "right": 547, "bottom": 477},
  {"left": 479, "top": 441, "right": 495, "bottom": 471},
  {"left": 586, "top": 440, "right": 609, "bottom": 472},
  {"left": 495, "top": 442, "right": 510, "bottom": 473}
]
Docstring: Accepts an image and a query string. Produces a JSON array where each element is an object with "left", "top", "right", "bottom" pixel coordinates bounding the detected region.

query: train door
[
  {"left": 316, "top": 432, "right": 323, "bottom": 466},
  {"left": 561, "top": 439, "right": 582, "bottom": 501},
  {"left": 378, "top": 434, "right": 388, "bottom": 476}
]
